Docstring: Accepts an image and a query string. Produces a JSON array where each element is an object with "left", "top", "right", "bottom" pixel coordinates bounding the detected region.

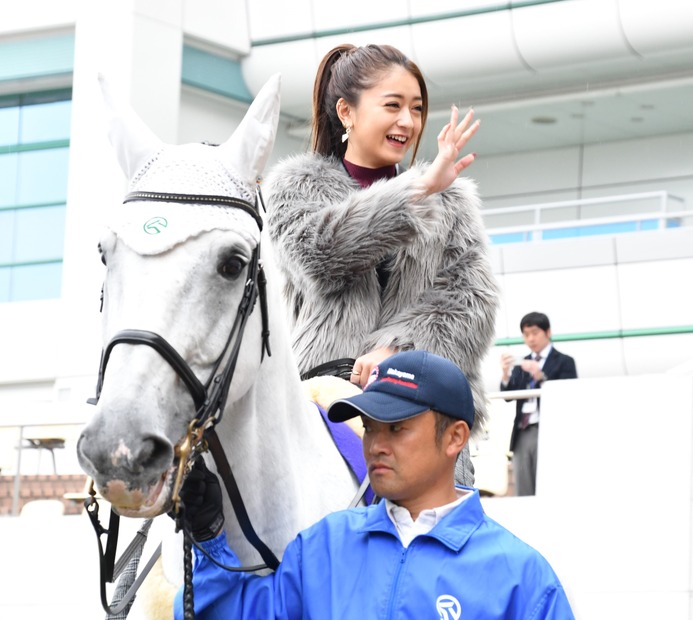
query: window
[{"left": 0, "top": 90, "right": 71, "bottom": 302}]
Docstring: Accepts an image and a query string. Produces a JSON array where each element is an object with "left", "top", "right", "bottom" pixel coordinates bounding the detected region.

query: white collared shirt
[
  {"left": 534, "top": 343, "right": 552, "bottom": 367},
  {"left": 385, "top": 488, "right": 473, "bottom": 548},
  {"left": 521, "top": 343, "right": 552, "bottom": 423}
]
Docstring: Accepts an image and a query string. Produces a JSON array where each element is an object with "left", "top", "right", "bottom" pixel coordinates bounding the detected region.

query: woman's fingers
[
  {"left": 351, "top": 347, "right": 397, "bottom": 387},
  {"left": 436, "top": 122, "right": 451, "bottom": 142},
  {"left": 455, "top": 118, "right": 481, "bottom": 150},
  {"left": 438, "top": 106, "right": 463, "bottom": 144},
  {"left": 440, "top": 107, "right": 478, "bottom": 153},
  {"left": 455, "top": 107, "right": 474, "bottom": 129},
  {"left": 424, "top": 104, "right": 480, "bottom": 194},
  {"left": 453, "top": 152, "right": 477, "bottom": 175},
  {"left": 453, "top": 108, "right": 476, "bottom": 138},
  {"left": 449, "top": 104, "right": 460, "bottom": 130}
]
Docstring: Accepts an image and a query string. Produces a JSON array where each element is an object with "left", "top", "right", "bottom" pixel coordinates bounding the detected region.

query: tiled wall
[{"left": 0, "top": 474, "right": 87, "bottom": 516}]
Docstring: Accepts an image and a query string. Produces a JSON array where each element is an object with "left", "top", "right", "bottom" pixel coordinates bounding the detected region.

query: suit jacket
[{"left": 501, "top": 346, "right": 577, "bottom": 451}]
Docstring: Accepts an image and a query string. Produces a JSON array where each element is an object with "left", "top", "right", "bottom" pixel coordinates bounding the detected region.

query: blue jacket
[{"left": 175, "top": 489, "right": 574, "bottom": 619}]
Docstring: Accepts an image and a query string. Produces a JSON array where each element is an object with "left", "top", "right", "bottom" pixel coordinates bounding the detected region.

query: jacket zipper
[{"left": 385, "top": 547, "right": 408, "bottom": 617}]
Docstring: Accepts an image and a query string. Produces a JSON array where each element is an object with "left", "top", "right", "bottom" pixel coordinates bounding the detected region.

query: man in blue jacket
[{"left": 175, "top": 350, "right": 575, "bottom": 619}]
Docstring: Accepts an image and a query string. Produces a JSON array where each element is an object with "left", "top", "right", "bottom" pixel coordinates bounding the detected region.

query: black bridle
[
  {"left": 85, "top": 188, "right": 280, "bottom": 618},
  {"left": 95, "top": 190, "right": 271, "bottom": 420}
]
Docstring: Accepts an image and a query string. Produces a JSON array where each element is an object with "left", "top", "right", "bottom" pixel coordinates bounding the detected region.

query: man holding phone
[{"left": 500, "top": 312, "right": 577, "bottom": 496}]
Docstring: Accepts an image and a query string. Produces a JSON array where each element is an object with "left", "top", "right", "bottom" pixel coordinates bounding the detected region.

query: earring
[{"left": 341, "top": 125, "right": 351, "bottom": 143}]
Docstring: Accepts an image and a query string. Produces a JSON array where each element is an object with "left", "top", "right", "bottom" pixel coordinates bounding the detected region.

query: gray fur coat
[{"left": 264, "top": 153, "right": 499, "bottom": 438}]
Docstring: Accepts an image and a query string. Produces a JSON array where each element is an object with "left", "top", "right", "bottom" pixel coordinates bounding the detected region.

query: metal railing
[
  {"left": 486, "top": 388, "right": 541, "bottom": 401},
  {"left": 483, "top": 190, "right": 688, "bottom": 243}
]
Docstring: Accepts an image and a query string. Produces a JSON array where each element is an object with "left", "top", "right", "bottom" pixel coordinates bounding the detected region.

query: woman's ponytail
[{"left": 311, "top": 44, "right": 354, "bottom": 158}]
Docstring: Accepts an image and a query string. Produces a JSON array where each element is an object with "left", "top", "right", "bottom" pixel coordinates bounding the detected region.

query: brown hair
[{"left": 311, "top": 44, "right": 428, "bottom": 163}]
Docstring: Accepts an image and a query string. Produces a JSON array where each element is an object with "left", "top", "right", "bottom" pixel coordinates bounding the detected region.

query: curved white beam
[{"left": 241, "top": 0, "right": 693, "bottom": 119}]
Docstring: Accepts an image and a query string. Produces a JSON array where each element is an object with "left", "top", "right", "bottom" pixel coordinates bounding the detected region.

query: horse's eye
[{"left": 218, "top": 255, "right": 246, "bottom": 279}]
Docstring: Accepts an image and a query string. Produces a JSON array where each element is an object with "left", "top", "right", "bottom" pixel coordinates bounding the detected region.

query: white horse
[{"left": 77, "top": 75, "right": 361, "bottom": 618}]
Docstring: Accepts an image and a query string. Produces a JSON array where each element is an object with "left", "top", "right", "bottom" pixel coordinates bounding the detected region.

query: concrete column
[{"left": 57, "top": 1, "right": 184, "bottom": 401}]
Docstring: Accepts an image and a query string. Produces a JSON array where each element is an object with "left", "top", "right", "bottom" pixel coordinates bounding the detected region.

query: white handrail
[
  {"left": 482, "top": 190, "right": 688, "bottom": 242},
  {"left": 486, "top": 389, "right": 541, "bottom": 400},
  {"left": 482, "top": 190, "right": 684, "bottom": 217},
  {"left": 486, "top": 208, "right": 691, "bottom": 238}
]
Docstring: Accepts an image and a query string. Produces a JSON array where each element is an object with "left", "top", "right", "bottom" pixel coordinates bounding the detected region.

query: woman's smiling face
[{"left": 340, "top": 65, "right": 423, "bottom": 169}]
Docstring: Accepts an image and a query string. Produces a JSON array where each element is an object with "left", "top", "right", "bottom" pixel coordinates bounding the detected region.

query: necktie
[{"left": 520, "top": 354, "right": 542, "bottom": 430}]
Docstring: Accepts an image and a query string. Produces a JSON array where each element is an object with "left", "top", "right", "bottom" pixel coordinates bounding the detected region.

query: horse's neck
[{"left": 213, "top": 270, "right": 358, "bottom": 562}]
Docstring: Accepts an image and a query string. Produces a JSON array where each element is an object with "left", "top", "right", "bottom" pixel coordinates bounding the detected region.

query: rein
[
  {"left": 86, "top": 187, "right": 279, "bottom": 618},
  {"left": 300, "top": 357, "right": 356, "bottom": 381}
]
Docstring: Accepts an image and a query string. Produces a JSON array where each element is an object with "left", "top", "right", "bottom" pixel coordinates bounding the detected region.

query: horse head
[{"left": 77, "top": 74, "right": 281, "bottom": 518}]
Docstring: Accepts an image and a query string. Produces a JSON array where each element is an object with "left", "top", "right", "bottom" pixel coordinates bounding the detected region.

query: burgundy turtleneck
[{"left": 342, "top": 159, "right": 397, "bottom": 188}]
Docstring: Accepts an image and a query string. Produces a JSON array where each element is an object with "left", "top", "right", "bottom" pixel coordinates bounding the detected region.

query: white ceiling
[
  {"left": 245, "top": 0, "right": 693, "bottom": 160},
  {"left": 420, "top": 76, "right": 693, "bottom": 158},
  {"left": 281, "top": 66, "right": 693, "bottom": 161}
]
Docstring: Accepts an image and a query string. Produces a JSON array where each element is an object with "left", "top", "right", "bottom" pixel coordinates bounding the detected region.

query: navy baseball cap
[{"left": 327, "top": 350, "right": 474, "bottom": 429}]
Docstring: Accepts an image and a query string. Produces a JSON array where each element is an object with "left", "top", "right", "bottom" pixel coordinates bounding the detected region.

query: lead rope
[
  {"left": 183, "top": 536, "right": 195, "bottom": 620},
  {"left": 106, "top": 519, "right": 156, "bottom": 619}
]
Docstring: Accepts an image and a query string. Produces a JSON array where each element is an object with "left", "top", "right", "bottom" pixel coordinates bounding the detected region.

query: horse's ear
[
  {"left": 219, "top": 73, "right": 281, "bottom": 188},
  {"left": 98, "top": 73, "right": 163, "bottom": 181}
]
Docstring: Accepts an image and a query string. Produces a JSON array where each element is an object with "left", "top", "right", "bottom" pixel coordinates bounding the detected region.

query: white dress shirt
[
  {"left": 521, "top": 343, "right": 552, "bottom": 425},
  {"left": 385, "top": 488, "right": 473, "bottom": 548}
]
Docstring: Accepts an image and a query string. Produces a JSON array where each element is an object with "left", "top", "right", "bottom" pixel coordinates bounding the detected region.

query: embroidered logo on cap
[{"left": 382, "top": 365, "right": 418, "bottom": 389}]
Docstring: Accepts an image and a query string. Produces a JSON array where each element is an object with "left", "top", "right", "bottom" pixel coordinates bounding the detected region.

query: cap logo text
[{"left": 386, "top": 367, "right": 415, "bottom": 380}]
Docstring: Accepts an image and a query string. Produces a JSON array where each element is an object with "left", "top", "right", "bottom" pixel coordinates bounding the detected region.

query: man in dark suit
[{"left": 500, "top": 312, "right": 577, "bottom": 496}]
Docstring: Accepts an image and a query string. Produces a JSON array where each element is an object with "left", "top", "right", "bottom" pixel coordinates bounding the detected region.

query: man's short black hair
[
  {"left": 433, "top": 410, "right": 458, "bottom": 448},
  {"left": 520, "top": 311, "right": 550, "bottom": 333}
]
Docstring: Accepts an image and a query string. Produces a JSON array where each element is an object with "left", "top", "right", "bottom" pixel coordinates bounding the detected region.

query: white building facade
[
  {"left": 2, "top": 1, "right": 692, "bottom": 410},
  {"left": 2, "top": 2, "right": 693, "bottom": 617}
]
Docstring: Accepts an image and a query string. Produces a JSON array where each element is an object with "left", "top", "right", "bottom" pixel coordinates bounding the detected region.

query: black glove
[{"left": 179, "top": 457, "right": 225, "bottom": 541}]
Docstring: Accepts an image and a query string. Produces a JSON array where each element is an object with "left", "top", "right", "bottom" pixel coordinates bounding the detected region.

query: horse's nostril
[
  {"left": 76, "top": 433, "right": 96, "bottom": 470},
  {"left": 134, "top": 435, "right": 173, "bottom": 473}
]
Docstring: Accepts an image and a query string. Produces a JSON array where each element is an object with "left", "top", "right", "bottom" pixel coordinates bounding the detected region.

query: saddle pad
[{"left": 315, "top": 402, "right": 374, "bottom": 505}]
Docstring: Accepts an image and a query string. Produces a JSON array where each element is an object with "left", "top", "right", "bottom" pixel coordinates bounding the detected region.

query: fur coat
[{"left": 264, "top": 153, "right": 499, "bottom": 435}]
